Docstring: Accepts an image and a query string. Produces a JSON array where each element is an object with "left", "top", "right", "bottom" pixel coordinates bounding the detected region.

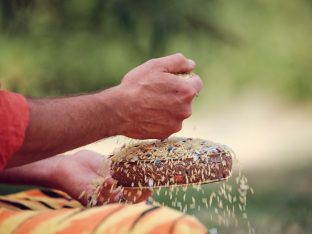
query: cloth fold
[{"left": 0, "top": 189, "right": 208, "bottom": 234}]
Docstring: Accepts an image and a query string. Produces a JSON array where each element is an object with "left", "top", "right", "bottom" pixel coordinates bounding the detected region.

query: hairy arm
[
  {"left": 6, "top": 53, "right": 202, "bottom": 167},
  {"left": 7, "top": 87, "right": 126, "bottom": 167}
]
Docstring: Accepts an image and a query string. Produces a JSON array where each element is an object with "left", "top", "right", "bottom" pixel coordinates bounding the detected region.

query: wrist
[
  {"left": 26, "top": 157, "right": 61, "bottom": 189},
  {"left": 96, "top": 85, "right": 131, "bottom": 136},
  {"left": 44, "top": 156, "right": 64, "bottom": 190}
]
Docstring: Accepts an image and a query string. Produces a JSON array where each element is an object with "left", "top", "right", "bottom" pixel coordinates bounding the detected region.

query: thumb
[{"left": 154, "top": 53, "right": 196, "bottom": 74}]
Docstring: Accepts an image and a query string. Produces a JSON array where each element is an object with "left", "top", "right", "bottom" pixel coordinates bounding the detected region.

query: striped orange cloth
[{"left": 0, "top": 189, "right": 208, "bottom": 234}]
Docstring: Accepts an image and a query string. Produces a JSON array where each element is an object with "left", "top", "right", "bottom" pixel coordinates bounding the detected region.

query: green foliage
[{"left": 0, "top": 0, "right": 311, "bottom": 101}]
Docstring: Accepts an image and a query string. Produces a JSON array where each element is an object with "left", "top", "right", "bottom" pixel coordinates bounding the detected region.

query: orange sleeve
[{"left": 0, "top": 90, "right": 29, "bottom": 169}]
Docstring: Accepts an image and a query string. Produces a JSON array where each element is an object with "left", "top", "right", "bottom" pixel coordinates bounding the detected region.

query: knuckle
[
  {"left": 183, "top": 108, "right": 192, "bottom": 119},
  {"left": 175, "top": 53, "right": 185, "bottom": 59},
  {"left": 174, "top": 53, "right": 186, "bottom": 62},
  {"left": 178, "top": 108, "right": 192, "bottom": 119},
  {"left": 147, "top": 58, "right": 162, "bottom": 68}
]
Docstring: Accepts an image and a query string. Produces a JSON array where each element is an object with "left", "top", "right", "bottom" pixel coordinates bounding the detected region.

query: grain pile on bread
[{"left": 110, "top": 137, "right": 233, "bottom": 188}]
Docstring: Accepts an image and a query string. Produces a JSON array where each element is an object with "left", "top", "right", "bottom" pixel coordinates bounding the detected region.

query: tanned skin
[
  {"left": 0, "top": 150, "right": 151, "bottom": 205},
  {"left": 7, "top": 53, "right": 202, "bottom": 167},
  {"left": 2, "top": 53, "right": 202, "bottom": 205}
]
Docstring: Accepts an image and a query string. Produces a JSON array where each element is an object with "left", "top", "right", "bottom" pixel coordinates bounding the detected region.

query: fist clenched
[{"left": 116, "top": 53, "right": 203, "bottom": 139}]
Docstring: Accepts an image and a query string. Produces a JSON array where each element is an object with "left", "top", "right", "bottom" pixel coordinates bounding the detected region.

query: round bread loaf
[{"left": 110, "top": 137, "right": 233, "bottom": 188}]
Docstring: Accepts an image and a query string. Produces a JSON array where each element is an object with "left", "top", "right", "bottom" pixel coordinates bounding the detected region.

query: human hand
[
  {"left": 52, "top": 150, "right": 152, "bottom": 206},
  {"left": 116, "top": 53, "right": 203, "bottom": 139}
]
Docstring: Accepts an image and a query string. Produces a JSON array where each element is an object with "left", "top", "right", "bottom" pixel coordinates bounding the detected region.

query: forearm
[
  {"left": 5, "top": 53, "right": 201, "bottom": 167},
  {"left": 0, "top": 159, "right": 58, "bottom": 188},
  {"left": 7, "top": 86, "right": 126, "bottom": 167}
]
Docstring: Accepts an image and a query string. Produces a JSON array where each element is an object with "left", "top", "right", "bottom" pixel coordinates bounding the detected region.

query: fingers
[
  {"left": 96, "top": 178, "right": 152, "bottom": 205},
  {"left": 185, "top": 74, "right": 203, "bottom": 95},
  {"left": 167, "top": 73, "right": 203, "bottom": 97},
  {"left": 119, "top": 53, "right": 202, "bottom": 140},
  {"left": 150, "top": 53, "right": 196, "bottom": 74},
  {"left": 97, "top": 177, "right": 123, "bottom": 205}
]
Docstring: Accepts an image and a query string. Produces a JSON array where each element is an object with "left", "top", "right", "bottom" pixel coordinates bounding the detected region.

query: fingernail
[{"left": 187, "top": 59, "right": 196, "bottom": 67}]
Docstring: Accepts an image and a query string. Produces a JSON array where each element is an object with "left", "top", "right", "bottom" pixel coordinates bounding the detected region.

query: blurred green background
[{"left": 1, "top": 0, "right": 312, "bottom": 233}]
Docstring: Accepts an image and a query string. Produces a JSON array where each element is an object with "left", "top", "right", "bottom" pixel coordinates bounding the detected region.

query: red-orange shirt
[{"left": 0, "top": 90, "right": 29, "bottom": 169}]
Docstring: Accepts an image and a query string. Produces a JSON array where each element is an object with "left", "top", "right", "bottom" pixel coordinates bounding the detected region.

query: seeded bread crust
[{"left": 110, "top": 137, "right": 233, "bottom": 188}]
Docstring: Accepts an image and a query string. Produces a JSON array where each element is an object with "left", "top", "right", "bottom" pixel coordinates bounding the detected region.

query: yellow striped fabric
[{"left": 0, "top": 189, "right": 208, "bottom": 234}]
